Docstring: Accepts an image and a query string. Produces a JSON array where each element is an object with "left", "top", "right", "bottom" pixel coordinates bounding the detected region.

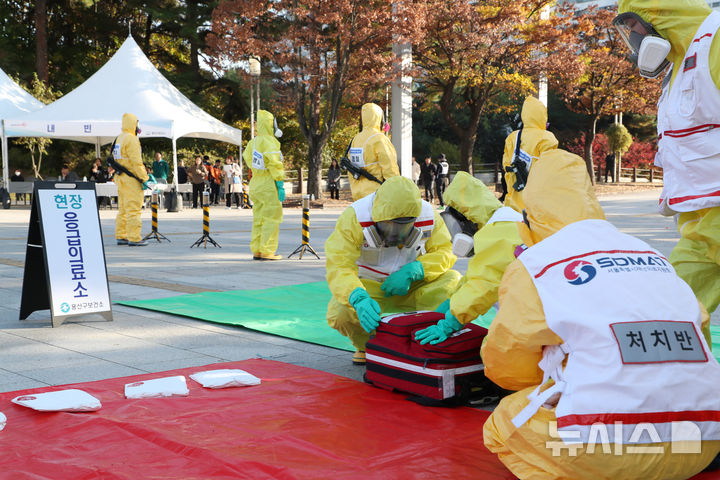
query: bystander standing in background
[
  {"left": 223, "top": 155, "right": 242, "bottom": 209},
  {"left": 420, "top": 157, "right": 436, "bottom": 202},
  {"left": 187, "top": 156, "right": 208, "bottom": 208},
  {"left": 411, "top": 156, "right": 421, "bottom": 185},
  {"left": 209, "top": 160, "right": 223, "bottom": 205},
  {"left": 152, "top": 152, "right": 169, "bottom": 183},
  {"left": 327, "top": 159, "right": 341, "bottom": 200},
  {"left": 605, "top": 153, "right": 616, "bottom": 183},
  {"left": 435, "top": 154, "right": 449, "bottom": 208}
]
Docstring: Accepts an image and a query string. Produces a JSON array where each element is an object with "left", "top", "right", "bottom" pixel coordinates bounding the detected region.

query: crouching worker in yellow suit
[
  {"left": 482, "top": 149, "right": 720, "bottom": 480},
  {"left": 325, "top": 176, "right": 461, "bottom": 365},
  {"left": 114, "top": 113, "right": 150, "bottom": 247},
  {"left": 414, "top": 171, "right": 523, "bottom": 345}
]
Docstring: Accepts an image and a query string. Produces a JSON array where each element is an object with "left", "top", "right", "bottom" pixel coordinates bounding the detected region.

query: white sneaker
[{"left": 226, "top": 206, "right": 231, "bottom": 210}]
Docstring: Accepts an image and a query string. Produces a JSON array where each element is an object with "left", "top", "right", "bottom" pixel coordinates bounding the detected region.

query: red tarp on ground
[{"left": 0, "top": 359, "right": 514, "bottom": 480}]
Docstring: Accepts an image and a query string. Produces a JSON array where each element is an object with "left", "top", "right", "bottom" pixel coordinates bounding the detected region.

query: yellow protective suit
[
  {"left": 243, "top": 110, "right": 284, "bottom": 257},
  {"left": 347, "top": 103, "right": 400, "bottom": 201},
  {"left": 442, "top": 172, "right": 522, "bottom": 325},
  {"left": 619, "top": 0, "right": 720, "bottom": 314},
  {"left": 325, "top": 176, "right": 461, "bottom": 350},
  {"left": 502, "top": 96, "right": 558, "bottom": 213},
  {"left": 482, "top": 148, "right": 720, "bottom": 480},
  {"left": 114, "top": 113, "right": 148, "bottom": 243}
]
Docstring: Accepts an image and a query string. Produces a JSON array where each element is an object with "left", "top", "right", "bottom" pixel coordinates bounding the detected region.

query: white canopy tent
[
  {"left": 0, "top": 67, "right": 44, "bottom": 187},
  {"left": 4, "top": 35, "right": 242, "bottom": 188}
]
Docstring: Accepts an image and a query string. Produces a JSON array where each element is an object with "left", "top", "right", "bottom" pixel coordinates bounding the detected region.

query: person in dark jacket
[
  {"left": 605, "top": 153, "right": 616, "bottom": 183},
  {"left": 327, "top": 159, "right": 341, "bottom": 200},
  {"left": 419, "top": 157, "right": 436, "bottom": 202}
]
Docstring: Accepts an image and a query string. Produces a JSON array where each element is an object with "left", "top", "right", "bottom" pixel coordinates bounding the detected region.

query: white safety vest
[
  {"left": 656, "top": 11, "right": 720, "bottom": 214},
  {"left": 351, "top": 193, "right": 435, "bottom": 283},
  {"left": 438, "top": 161, "right": 449, "bottom": 176},
  {"left": 486, "top": 206, "right": 523, "bottom": 225},
  {"left": 512, "top": 219, "right": 720, "bottom": 445}
]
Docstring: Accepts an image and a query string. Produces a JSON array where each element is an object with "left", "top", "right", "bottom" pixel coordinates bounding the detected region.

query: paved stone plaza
[{"left": 0, "top": 190, "right": 716, "bottom": 393}]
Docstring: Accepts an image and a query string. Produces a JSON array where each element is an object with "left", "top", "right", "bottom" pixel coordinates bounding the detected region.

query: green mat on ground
[
  {"left": 118, "top": 282, "right": 353, "bottom": 351},
  {"left": 711, "top": 326, "right": 720, "bottom": 362},
  {"left": 118, "top": 282, "right": 720, "bottom": 363},
  {"left": 116, "top": 281, "right": 497, "bottom": 352}
]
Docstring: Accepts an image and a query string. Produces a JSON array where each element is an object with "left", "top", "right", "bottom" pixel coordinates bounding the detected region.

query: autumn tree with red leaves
[
  {"left": 414, "top": 0, "right": 576, "bottom": 174},
  {"left": 550, "top": 6, "right": 660, "bottom": 182},
  {"left": 208, "top": 0, "right": 423, "bottom": 198}
]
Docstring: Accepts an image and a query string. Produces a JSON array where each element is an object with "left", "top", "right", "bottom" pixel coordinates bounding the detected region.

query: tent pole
[
  {"left": 1, "top": 121, "right": 8, "bottom": 189},
  {"left": 95, "top": 137, "right": 101, "bottom": 158},
  {"left": 172, "top": 137, "right": 178, "bottom": 189}
]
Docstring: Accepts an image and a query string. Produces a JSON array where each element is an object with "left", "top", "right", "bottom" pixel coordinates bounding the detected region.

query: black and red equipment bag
[{"left": 365, "top": 311, "right": 487, "bottom": 402}]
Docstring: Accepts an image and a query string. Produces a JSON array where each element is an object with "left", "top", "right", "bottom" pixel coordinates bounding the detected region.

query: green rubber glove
[
  {"left": 414, "top": 313, "right": 463, "bottom": 345},
  {"left": 349, "top": 287, "right": 382, "bottom": 333},
  {"left": 276, "top": 181, "right": 285, "bottom": 202},
  {"left": 380, "top": 261, "right": 424, "bottom": 297},
  {"left": 142, "top": 181, "right": 150, "bottom": 190},
  {"left": 435, "top": 299, "right": 450, "bottom": 315}
]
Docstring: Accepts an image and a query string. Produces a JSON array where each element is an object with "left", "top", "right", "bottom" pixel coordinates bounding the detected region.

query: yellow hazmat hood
[
  {"left": 361, "top": 103, "right": 384, "bottom": 132},
  {"left": 519, "top": 149, "right": 605, "bottom": 246},
  {"left": 257, "top": 110, "right": 275, "bottom": 137},
  {"left": 371, "top": 176, "right": 422, "bottom": 222},
  {"left": 520, "top": 96, "right": 548, "bottom": 130},
  {"left": 618, "top": 0, "right": 711, "bottom": 68},
  {"left": 122, "top": 113, "right": 138, "bottom": 135},
  {"left": 444, "top": 171, "right": 502, "bottom": 227}
]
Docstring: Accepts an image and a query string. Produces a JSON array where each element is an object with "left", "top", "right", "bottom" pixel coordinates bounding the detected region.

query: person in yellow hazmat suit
[
  {"left": 346, "top": 103, "right": 400, "bottom": 201},
  {"left": 243, "top": 110, "right": 285, "bottom": 260},
  {"left": 413, "top": 172, "right": 523, "bottom": 345},
  {"left": 325, "top": 176, "right": 461, "bottom": 364},
  {"left": 502, "top": 96, "right": 558, "bottom": 212},
  {"left": 613, "top": 0, "right": 720, "bottom": 317},
  {"left": 482, "top": 149, "right": 720, "bottom": 480},
  {"left": 113, "top": 113, "right": 149, "bottom": 246}
]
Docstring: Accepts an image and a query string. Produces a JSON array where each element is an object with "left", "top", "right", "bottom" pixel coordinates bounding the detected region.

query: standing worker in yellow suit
[
  {"left": 346, "top": 103, "right": 399, "bottom": 201},
  {"left": 613, "top": 0, "right": 720, "bottom": 316},
  {"left": 113, "top": 113, "right": 149, "bottom": 247},
  {"left": 243, "top": 110, "right": 285, "bottom": 261},
  {"left": 502, "top": 96, "right": 558, "bottom": 212}
]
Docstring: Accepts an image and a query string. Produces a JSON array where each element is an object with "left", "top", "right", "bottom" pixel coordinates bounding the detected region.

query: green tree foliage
[
  {"left": 606, "top": 123, "right": 632, "bottom": 155},
  {"left": 14, "top": 73, "right": 62, "bottom": 179},
  {"left": 0, "top": 0, "right": 245, "bottom": 178}
]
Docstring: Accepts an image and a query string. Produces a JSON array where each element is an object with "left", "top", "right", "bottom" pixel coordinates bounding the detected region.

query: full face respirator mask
[
  {"left": 440, "top": 207, "right": 478, "bottom": 257},
  {"left": 613, "top": 12, "right": 671, "bottom": 79}
]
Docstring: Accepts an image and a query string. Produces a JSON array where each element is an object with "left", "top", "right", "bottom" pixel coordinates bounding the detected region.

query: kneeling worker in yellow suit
[
  {"left": 482, "top": 149, "right": 720, "bottom": 480},
  {"left": 325, "top": 176, "right": 461, "bottom": 364},
  {"left": 414, "top": 172, "right": 523, "bottom": 344},
  {"left": 114, "top": 112, "right": 150, "bottom": 247}
]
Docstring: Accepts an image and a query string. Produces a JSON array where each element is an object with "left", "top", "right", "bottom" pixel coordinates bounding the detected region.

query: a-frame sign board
[{"left": 19, "top": 182, "right": 113, "bottom": 327}]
